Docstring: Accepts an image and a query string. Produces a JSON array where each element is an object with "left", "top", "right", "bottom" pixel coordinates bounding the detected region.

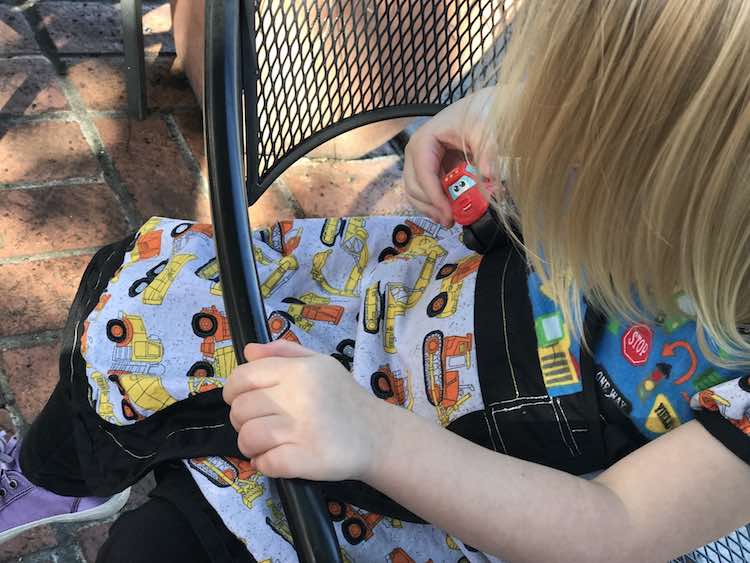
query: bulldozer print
[
  {"left": 422, "top": 331, "right": 475, "bottom": 426},
  {"left": 188, "top": 456, "right": 265, "bottom": 510}
]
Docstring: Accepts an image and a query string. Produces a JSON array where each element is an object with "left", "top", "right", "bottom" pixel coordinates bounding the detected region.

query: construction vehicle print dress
[{"left": 72, "top": 215, "right": 749, "bottom": 562}]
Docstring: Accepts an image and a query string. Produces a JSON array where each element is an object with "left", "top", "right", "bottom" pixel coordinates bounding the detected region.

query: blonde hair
[{"left": 487, "top": 1, "right": 750, "bottom": 367}]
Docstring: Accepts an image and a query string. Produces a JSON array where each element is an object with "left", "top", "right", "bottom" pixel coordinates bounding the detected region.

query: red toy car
[{"left": 441, "top": 162, "right": 490, "bottom": 226}]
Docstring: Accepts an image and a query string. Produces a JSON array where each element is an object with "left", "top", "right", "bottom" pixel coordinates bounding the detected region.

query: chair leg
[{"left": 122, "top": 0, "right": 147, "bottom": 120}]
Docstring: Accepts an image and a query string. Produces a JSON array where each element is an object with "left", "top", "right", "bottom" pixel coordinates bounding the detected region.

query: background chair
[
  {"left": 203, "top": 1, "right": 750, "bottom": 561},
  {"left": 122, "top": 0, "right": 147, "bottom": 119}
]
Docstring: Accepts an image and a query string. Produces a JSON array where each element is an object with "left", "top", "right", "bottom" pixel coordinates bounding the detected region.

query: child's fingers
[
  {"left": 236, "top": 414, "right": 291, "bottom": 459},
  {"left": 223, "top": 358, "right": 281, "bottom": 404},
  {"left": 243, "top": 340, "right": 313, "bottom": 363},
  {"left": 250, "top": 443, "right": 301, "bottom": 479},
  {"left": 228, "top": 388, "right": 282, "bottom": 430},
  {"left": 404, "top": 135, "right": 453, "bottom": 226}
]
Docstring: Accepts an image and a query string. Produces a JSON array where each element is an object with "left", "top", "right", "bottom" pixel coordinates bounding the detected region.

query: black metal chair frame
[
  {"left": 202, "top": 1, "right": 750, "bottom": 562},
  {"left": 204, "top": 1, "right": 507, "bottom": 560}
]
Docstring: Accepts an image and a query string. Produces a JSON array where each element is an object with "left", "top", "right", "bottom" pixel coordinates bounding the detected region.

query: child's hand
[
  {"left": 223, "top": 340, "right": 389, "bottom": 481},
  {"left": 404, "top": 87, "right": 497, "bottom": 227}
]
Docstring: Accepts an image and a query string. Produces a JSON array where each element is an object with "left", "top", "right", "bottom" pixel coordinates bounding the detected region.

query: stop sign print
[{"left": 622, "top": 324, "right": 653, "bottom": 366}]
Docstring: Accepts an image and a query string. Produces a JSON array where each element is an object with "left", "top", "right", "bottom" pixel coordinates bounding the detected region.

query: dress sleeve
[{"left": 690, "top": 375, "right": 750, "bottom": 464}]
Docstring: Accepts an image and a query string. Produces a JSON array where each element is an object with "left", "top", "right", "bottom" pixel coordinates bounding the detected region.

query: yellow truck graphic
[{"left": 311, "top": 217, "right": 369, "bottom": 298}]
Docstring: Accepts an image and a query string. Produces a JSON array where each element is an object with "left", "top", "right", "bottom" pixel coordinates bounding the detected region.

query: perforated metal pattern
[
  {"left": 243, "top": 0, "right": 511, "bottom": 201},
  {"left": 672, "top": 526, "right": 750, "bottom": 563}
]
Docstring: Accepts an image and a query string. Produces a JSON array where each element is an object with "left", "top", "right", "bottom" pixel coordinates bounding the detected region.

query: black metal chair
[{"left": 203, "top": 1, "right": 750, "bottom": 561}]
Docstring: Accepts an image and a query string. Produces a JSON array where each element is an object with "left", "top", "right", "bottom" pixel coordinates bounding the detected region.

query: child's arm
[
  {"left": 225, "top": 341, "right": 750, "bottom": 563},
  {"left": 366, "top": 404, "right": 750, "bottom": 563}
]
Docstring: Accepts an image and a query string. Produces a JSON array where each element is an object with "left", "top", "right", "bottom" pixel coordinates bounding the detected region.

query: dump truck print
[{"left": 106, "top": 313, "right": 165, "bottom": 375}]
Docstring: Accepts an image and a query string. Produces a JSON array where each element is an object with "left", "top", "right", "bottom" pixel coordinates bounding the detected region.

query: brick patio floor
[{"left": 0, "top": 2, "right": 412, "bottom": 560}]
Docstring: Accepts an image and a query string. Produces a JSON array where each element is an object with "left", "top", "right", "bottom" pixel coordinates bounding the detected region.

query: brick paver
[
  {"left": 95, "top": 115, "right": 211, "bottom": 222},
  {"left": 0, "top": 341, "right": 60, "bottom": 422},
  {"left": 0, "top": 56, "right": 68, "bottom": 115},
  {"left": 0, "top": 255, "right": 91, "bottom": 339},
  {"left": 38, "top": 2, "right": 174, "bottom": 55},
  {"left": 65, "top": 55, "right": 196, "bottom": 112},
  {"left": 0, "top": 6, "right": 37, "bottom": 55},
  {"left": 0, "top": 183, "right": 128, "bottom": 259},
  {"left": 0, "top": 1, "right": 407, "bottom": 560},
  {"left": 0, "top": 120, "right": 99, "bottom": 185}
]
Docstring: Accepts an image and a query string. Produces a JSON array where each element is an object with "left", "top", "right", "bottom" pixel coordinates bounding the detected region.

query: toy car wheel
[
  {"left": 436, "top": 263, "right": 458, "bottom": 279},
  {"left": 427, "top": 292, "right": 449, "bottom": 317},
  {"left": 371, "top": 371, "right": 394, "bottom": 399},
  {"left": 192, "top": 312, "right": 218, "bottom": 337},
  {"left": 106, "top": 319, "right": 128, "bottom": 343},
  {"left": 171, "top": 222, "right": 192, "bottom": 237},
  {"left": 128, "top": 277, "right": 150, "bottom": 297},
  {"left": 458, "top": 557, "right": 470, "bottom": 563},
  {"left": 392, "top": 224, "right": 413, "bottom": 249},
  {"left": 281, "top": 296, "right": 306, "bottom": 305},
  {"left": 326, "top": 500, "right": 347, "bottom": 522},
  {"left": 187, "top": 361, "right": 214, "bottom": 378},
  {"left": 378, "top": 247, "right": 399, "bottom": 262},
  {"left": 739, "top": 375, "right": 750, "bottom": 393},
  {"left": 336, "top": 339, "right": 355, "bottom": 357},
  {"left": 147, "top": 260, "right": 168, "bottom": 278},
  {"left": 342, "top": 517, "right": 366, "bottom": 545}
]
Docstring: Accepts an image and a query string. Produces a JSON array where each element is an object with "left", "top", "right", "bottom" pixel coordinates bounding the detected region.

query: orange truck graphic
[
  {"left": 422, "top": 331, "right": 474, "bottom": 425},
  {"left": 327, "top": 500, "right": 390, "bottom": 545},
  {"left": 267, "top": 310, "right": 301, "bottom": 344},
  {"left": 113, "top": 217, "right": 163, "bottom": 282},
  {"left": 188, "top": 305, "right": 236, "bottom": 379},
  {"left": 370, "top": 364, "right": 413, "bottom": 409},
  {"left": 426, "top": 254, "right": 482, "bottom": 318}
]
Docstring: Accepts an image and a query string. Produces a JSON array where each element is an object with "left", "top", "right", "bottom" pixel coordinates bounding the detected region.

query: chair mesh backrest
[{"left": 242, "top": 0, "right": 511, "bottom": 202}]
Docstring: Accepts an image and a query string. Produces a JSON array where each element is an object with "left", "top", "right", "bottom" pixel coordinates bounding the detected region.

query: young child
[{"left": 2, "top": 1, "right": 750, "bottom": 561}]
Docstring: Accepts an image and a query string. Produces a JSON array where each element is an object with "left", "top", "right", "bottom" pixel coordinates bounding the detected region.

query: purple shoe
[{"left": 0, "top": 433, "right": 130, "bottom": 543}]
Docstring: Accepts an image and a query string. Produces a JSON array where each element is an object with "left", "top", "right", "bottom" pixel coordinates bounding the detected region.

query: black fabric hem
[{"left": 694, "top": 409, "right": 750, "bottom": 465}]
